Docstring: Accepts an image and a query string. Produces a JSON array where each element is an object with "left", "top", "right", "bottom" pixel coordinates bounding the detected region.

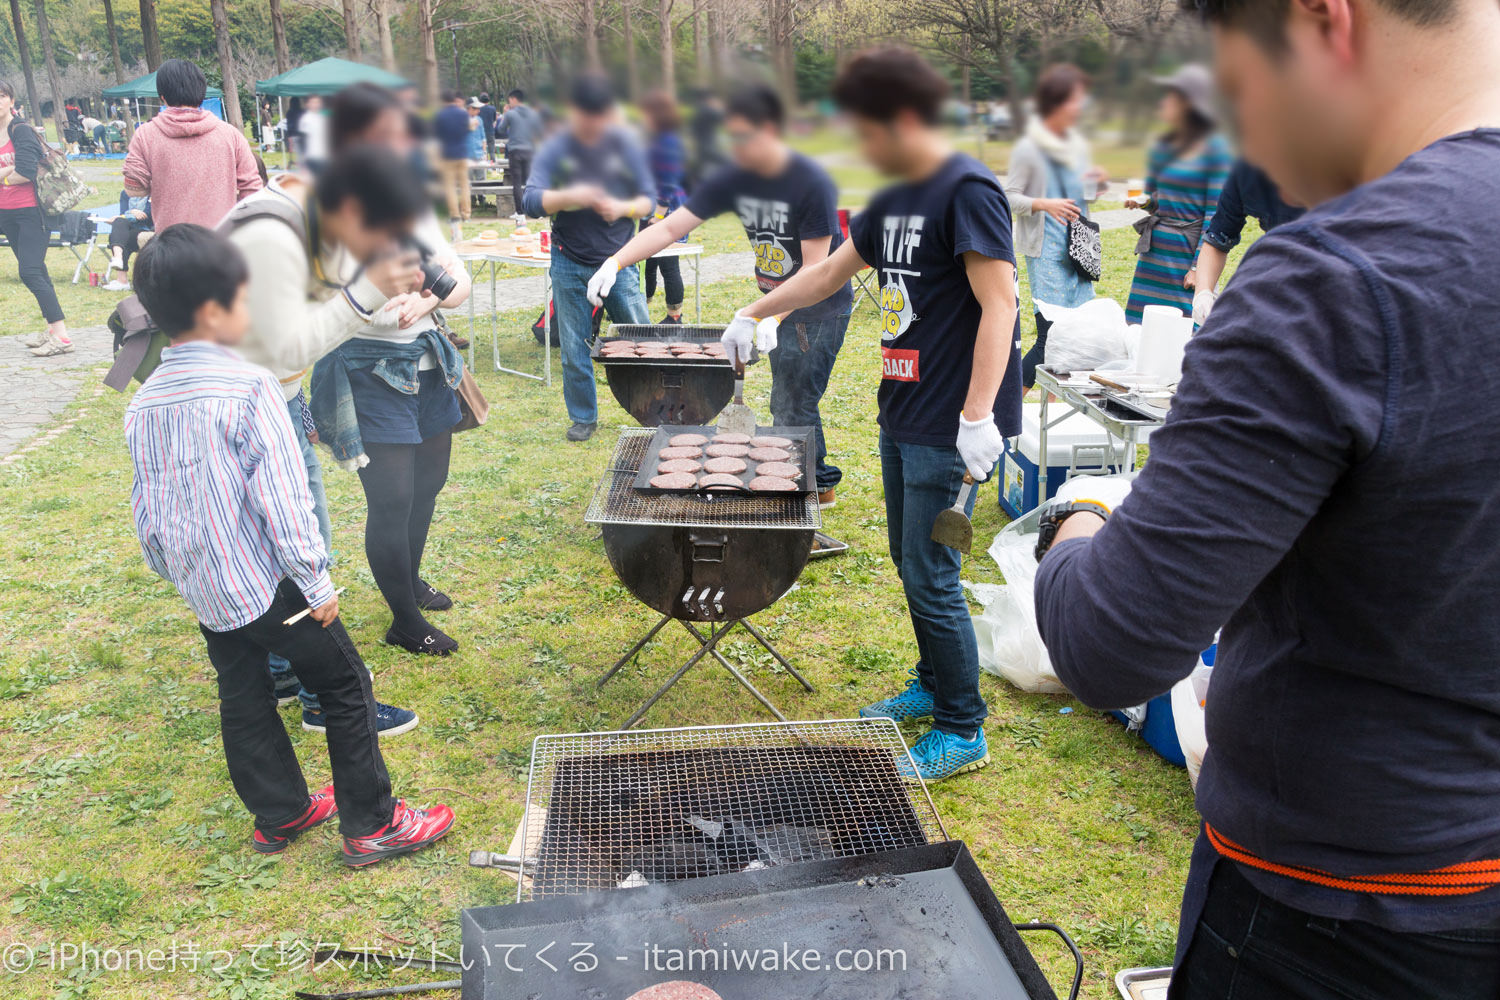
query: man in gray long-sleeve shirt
[
  {"left": 499, "top": 88, "right": 541, "bottom": 223},
  {"left": 1033, "top": 1, "right": 1500, "bottom": 998}
]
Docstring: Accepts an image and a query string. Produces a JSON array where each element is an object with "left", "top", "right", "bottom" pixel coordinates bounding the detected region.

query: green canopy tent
[
  {"left": 102, "top": 70, "right": 225, "bottom": 124},
  {"left": 254, "top": 57, "right": 409, "bottom": 98}
]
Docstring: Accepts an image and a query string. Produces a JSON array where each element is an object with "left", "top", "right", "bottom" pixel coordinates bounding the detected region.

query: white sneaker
[
  {"left": 23, "top": 328, "right": 48, "bottom": 348},
  {"left": 28, "top": 330, "right": 74, "bottom": 357},
  {"left": 104, "top": 280, "right": 130, "bottom": 291}
]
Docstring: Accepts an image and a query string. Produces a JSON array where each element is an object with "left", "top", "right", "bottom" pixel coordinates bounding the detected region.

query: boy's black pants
[{"left": 198, "top": 579, "right": 395, "bottom": 836}]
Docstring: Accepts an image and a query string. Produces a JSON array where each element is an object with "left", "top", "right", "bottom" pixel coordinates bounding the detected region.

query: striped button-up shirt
[{"left": 125, "top": 341, "right": 334, "bottom": 632}]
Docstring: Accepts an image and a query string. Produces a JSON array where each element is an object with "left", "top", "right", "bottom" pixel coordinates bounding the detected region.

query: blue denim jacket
[{"left": 309, "top": 329, "right": 464, "bottom": 467}]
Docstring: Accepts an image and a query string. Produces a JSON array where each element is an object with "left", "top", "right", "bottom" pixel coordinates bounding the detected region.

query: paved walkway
[{"left": 0, "top": 325, "right": 113, "bottom": 461}]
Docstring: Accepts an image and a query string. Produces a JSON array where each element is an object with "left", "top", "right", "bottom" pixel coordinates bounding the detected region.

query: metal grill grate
[
  {"left": 586, "top": 428, "right": 820, "bottom": 530},
  {"left": 604, "top": 323, "right": 727, "bottom": 344},
  {"left": 517, "top": 719, "right": 947, "bottom": 901}
]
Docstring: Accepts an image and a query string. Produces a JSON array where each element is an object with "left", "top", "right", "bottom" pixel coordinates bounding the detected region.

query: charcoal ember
[
  {"left": 746, "top": 446, "right": 790, "bottom": 463},
  {"left": 649, "top": 472, "right": 697, "bottom": 489},
  {"left": 704, "top": 443, "right": 750, "bottom": 458},
  {"left": 658, "top": 446, "right": 703, "bottom": 460},
  {"left": 656, "top": 459, "right": 702, "bottom": 474},
  {"left": 702, "top": 457, "right": 748, "bottom": 475},
  {"left": 754, "top": 461, "right": 800, "bottom": 480},
  {"left": 748, "top": 475, "right": 797, "bottom": 491}
]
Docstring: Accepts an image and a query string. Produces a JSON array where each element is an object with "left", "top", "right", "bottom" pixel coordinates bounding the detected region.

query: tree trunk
[
  {"left": 8, "top": 0, "right": 40, "bottom": 119},
  {"left": 341, "top": 0, "right": 363, "bottom": 61},
  {"left": 103, "top": 0, "right": 125, "bottom": 83},
  {"left": 269, "top": 0, "right": 291, "bottom": 73},
  {"left": 372, "top": 0, "right": 395, "bottom": 72},
  {"left": 580, "top": 0, "right": 601, "bottom": 71},
  {"left": 139, "top": 0, "right": 162, "bottom": 71},
  {"left": 693, "top": 5, "right": 707, "bottom": 89},
  {"left": 209, "top": 0, "right": 243, "bottom": 128},
  {"left": 416, "top": 0, "right": 439, "bottom": 103},
  {"left": 621, "top": 0, "right": 638, "bottom": 100},
  {"left": 657, "top": 0, "right": 674, "bottom": 97},
  {"left": 32, "top": 0, "right": 64, "bottom": 142}
]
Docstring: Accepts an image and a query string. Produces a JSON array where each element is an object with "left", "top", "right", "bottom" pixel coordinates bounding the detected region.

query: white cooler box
[{"left": 999, "top": 402, "right": 1130, "bottom": 519}]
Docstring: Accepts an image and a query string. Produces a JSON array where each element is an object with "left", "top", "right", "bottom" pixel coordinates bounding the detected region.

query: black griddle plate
[
  {"left": 633, "top": 424, "right": 818, "bottom": 495},
  {"left": 460, "top": 841, "right": 1059, "bottom": 1000}
]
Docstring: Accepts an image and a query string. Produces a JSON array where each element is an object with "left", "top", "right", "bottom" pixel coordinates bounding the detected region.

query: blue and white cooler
[{"left": 999, "top": 402, "right": 1130, "bottom": 519}]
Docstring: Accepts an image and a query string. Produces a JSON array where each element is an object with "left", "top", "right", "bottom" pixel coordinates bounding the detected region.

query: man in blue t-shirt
[
  {"left": 587, "top": 84, "right": 855, "bottom": 511},
  {"left": 432, "top": 90, "right": 473, "bottom": 239},
  {"left": 1190, "top": 159, "right": 1303, "bottom": 324},
  {"left": 522, "top": 74, "right": 653, "bottom": 442},
  {"left": 478, "top": 92, "right": 498, "bottom": 161},
  {"left": 1033, "top": 1, "right": 1500, "bottom": 997},
  {"left": 736, "top": 47, "right": 1022, "bottom": 782}
]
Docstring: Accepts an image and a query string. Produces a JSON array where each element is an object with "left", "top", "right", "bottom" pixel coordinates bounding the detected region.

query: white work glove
[
  {"left": 754, "top": 316, "right": 779, "bottom": 354},
  {"left": 722, "top": 311, "right": 757, "bottom": 366},
  {"left": 1054, "top": 473, "right": 1134, "bottom": 515},
  {"left": 586, "top": 255, "right": 619, "bottom": 307},
  {"left": 956, "top": 412, "right": 1005, "bottom": 482},
  {"left": 1192, "top": 289, "right": 1216, "bottom": 327}
]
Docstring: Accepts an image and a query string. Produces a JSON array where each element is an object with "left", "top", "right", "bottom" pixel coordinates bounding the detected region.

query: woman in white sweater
[{"left": 1003, "top": 65, "right": 1106, "bottom": 386}]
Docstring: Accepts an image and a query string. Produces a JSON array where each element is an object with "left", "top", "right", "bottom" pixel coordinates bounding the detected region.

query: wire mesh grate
[
  {"left": 516, "top": 719, "right": 946, "bottom": 901},
  {"left": 603, "top": 324, "right": 728, "bottom": 344},
  {"left": 585, "top": 428, "right": 820, "bottom": 530}
]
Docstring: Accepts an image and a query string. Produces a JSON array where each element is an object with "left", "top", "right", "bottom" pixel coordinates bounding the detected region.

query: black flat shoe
[
  {"left": 384, "top": 624, "right": 459, "bottom": 656},
  {"left": 415, "top": 581, "right": 453, "bottom": 611}
]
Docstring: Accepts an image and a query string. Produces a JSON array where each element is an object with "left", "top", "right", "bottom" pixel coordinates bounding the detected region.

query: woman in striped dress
[{"left": 1125, "top": 65, "right": 1232, "bottom": 325}]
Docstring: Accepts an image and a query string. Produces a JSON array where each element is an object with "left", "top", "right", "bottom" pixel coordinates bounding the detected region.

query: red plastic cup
[{"left": 88, "top": 271, "right": 99, "bottom": 287}]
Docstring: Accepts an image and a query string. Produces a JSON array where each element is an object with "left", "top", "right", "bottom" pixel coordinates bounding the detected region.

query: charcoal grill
[
  {"left": 586, "top": 429, "right": 820, "bottom": 728},
  {"left": 510, "top": 719, "right": 946, "bottom": 900},
  {"left": 593, "top": 323, "right": 750, "bottom": 427}
]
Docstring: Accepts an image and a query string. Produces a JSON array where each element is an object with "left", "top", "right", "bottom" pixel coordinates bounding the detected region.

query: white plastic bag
[
  {"left": 1171, "top": 661, "right": 1213, "bottom": 789},
  {"left": 969, "top": 511, "right": 1067, "bottom": 694},
  {"left": 1035, "top": 297, "right": 1132, "bottom": 372}
]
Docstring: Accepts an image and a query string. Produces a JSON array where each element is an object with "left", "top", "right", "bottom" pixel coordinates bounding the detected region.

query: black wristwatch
[{"left": 1034, "top": 501, "right": 1111, "bottom": 562}]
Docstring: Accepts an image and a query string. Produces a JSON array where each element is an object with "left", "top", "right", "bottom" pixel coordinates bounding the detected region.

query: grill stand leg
[
  {"left": 680, "top": 621, "right": 789, "bottom": 723},
  {"left": 737, "top": 617, "right": 817, "bottom": 692},
  {"left": 597, "top": 613, "right": 672, "bottom": 687},
  {"left": 620, "top": 620, "right": 737, "bottom": 729}
]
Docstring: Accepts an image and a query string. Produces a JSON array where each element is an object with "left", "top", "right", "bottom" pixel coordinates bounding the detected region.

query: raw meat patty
[
  {"left": 601, "top": 340, "right": 636, "bottom": 350},
  {"left": 649, "top": 472, "right": 697, "bottom": 489},
  {"left": 751, "top": 435, "right": 792, "bottom": 449},
  {"left": 658, "top": 446, "right": 703, "bottom": 460},
  {"left": 711, "top": 432, "right": 751, "bottom": 445},
  {"left": 656, "top": 459, "right": 702, "bottom": 474},
  {"left": 668, "top": 433, "right": 709, "bottom": 447},
  {"left": 702, "top": 456, "right": 748, "bottom": 475},
  {"left": 746, "top": 446, "right": 790, "bottom": 463},
  {"left": 704, "top": 443, "right": 750, "bottom": 458},
  {"left": 748, "top": 475, "right": 798, "bottom": 491},
  {"left": 754, "top": 461, "right": 800, "bottom": 479},
  {"left": 626, "top": 982, "right": 724, "bottom": 1000},
  {"left": 697, "top": 473, "right": 743, "bottom": 489}
]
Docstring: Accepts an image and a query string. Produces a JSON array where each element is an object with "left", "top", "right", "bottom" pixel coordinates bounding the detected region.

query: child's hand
[{"left": 309, "top": 595, "right": 339, "bottom": 628}]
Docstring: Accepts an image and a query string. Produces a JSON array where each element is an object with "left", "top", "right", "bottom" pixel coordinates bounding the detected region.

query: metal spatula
[
  {"left": 931, "top": 473, "right": 976, "bottom": 553},
  {"left": 717, "top": 356, "right": 758, "bottom": 437}
]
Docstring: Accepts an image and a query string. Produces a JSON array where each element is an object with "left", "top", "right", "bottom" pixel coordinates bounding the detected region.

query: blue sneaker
[
  {"left": 898, "top": 728, "right": 990, "bottom": 782},
  {"left": 303, "top": 702, "right": 419, "bottom": 738},
  {"left": 858, "top": 669, "right": 935, "bottom": 722}
]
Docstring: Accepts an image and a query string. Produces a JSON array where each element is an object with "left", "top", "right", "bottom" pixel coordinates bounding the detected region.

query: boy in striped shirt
[{"left": 125, "top": 225, "right": 453, "bottom": 867}]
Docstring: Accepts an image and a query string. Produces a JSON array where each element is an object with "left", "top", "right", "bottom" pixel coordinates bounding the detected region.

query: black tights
[{"left": 357, "top": 434, "right": 452, "bottom": 634}]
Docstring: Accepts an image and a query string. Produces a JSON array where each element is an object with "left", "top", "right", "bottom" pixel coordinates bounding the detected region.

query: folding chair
[{"left": 838, "top": 207, "right": 881, "bottom": 311}]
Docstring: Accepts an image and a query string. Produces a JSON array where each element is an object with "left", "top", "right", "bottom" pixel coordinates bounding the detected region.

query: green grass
[{"left": 0, "top": 132, "right": 1255, "bottom": 999}]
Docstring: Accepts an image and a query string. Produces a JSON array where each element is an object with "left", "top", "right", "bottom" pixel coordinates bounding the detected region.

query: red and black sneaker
[
  {"left": 341, "top": 800, "right": 455, "bottom": 868},
  {"left": 252, "top": 784, "right": 338, "bottom": 854}
]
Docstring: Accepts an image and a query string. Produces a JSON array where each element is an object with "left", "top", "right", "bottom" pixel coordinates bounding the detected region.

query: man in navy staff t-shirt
[
  {"left": 736, "top": 47, "right": 1022, "bottom": 782},
  {"left": 588, "top": 84, "right": 855, "bottom": 513},
  {"left": 522, "top": 74, "right": 654, "bottom": 442}
]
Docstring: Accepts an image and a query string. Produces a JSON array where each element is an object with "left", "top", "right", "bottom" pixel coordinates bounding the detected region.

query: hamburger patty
[
  {"left": 656, "top": 458, "right": 703, "bottom": 474},
  {"left": 748, "top": 475, "right": 798, "bottom": 491},
  {"left": 704, "top": 443, "right": 751, "bottom": 458},
  {"left": 625, "top": 982, "right": 725, "bottom": 1000},
  {"left": 754, "top": 461, "right": 800, "bottom": 479},
  {"left": 702, "top": 457, "right": 748, "bottom": 475},
  {"left": 746, "top": 446, "right": 790, "bottom": 463},
  {"left": 711, "top": 432, "right": 751, "bottom": 445},
  {"left": 668, "top": 433, "right": 709, "bottom": 447},
  {"left": 751, "top": 435, "right": 792, "bottom": 449},
  {"left": 697, "top": 473, "right": 743, "bottom": 489},
  {"left": 649, "top": 472, "right": 698, "bottom": 489},
  {"left": 658, "top": 446, "right": 703, "bottom": 460}
]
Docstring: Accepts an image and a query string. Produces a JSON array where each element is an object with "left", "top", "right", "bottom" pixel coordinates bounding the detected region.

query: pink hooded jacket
[{"left": 123, "top": 106, "right": 262, "bottom": 232}]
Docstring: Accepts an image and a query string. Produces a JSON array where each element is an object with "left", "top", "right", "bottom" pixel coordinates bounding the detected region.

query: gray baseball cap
[{"left": 1151, "top": 63, "right": 1218, "bottom": 123}]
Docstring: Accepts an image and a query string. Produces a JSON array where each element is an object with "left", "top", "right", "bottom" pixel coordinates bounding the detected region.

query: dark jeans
[
  {"left": 198, "top": 579, "right": 396, "bottom": 837},
  {"left": 552, "top": 250, "right": 648, "bottom": 426},
  {"left": 1173, "top": 861, "right": 1500, "bottom": 1000},
  {"left": 508, "top": 148, "right": 532, "bottom": 217},
  {"left": 0, "top": 205, "right": 63, "bottom": 323},
  {"left": 770, "top": 312, "right": 850, "bottom": 493},
  {"left": 108, "top": 215, "right": 152, "bottom": 269},
  {"left": 878, "top": 431, "right": 988, "bottom": 735}
]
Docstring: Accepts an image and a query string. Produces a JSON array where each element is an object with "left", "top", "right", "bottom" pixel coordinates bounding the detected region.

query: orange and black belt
[{"left": 1207, "top": 823, "right": 1500, "bottom": 897}]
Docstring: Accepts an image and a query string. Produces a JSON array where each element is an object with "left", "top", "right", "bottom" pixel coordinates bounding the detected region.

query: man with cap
[
  {"left": 1034, "top": 0, "right": 1500, "bottom": 996},
  {"left": 521, "top": 74, "right": 653, "bottom": 442},
  {"left": 1122, "top": 63, "right": 1232, "bottom": 325}
]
